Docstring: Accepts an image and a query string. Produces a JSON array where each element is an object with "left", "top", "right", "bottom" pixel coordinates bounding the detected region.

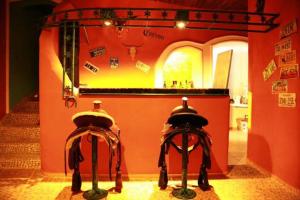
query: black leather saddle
[{"left": 158, "top": 97, "right": 212, "bottom": 191}]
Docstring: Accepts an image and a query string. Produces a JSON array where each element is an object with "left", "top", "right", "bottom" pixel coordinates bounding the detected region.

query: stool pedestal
[
  {"left": 83, "top": 135, "right": 108, "bottom": 200},
  {"left": 171, "top": 124, "right": 196, "bottom": 199}
]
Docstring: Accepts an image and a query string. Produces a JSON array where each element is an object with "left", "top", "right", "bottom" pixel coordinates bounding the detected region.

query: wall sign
[
  {"left": 275, "top": 37, "right": 292, "bottom": 56},
  {"left": 83, "top": 61, "right": 99, "bottom": 74},
  {"left": 272, "top": 80, "right": 288, "bottom": 94},
  {"left": 136, "top": 60, "right": 150, "bottom": 73},
  {"left": 278, "top": 93, "right": 296, "bottom": 108},
  {"left": 280, "top": 64, "right": 299, "bottom": 79},
  {"left": 280, "top": 19, "right": 297, "bottom": 39},
  {"left": 110, "top": 57, "right": 119, "bottom": 69},
  {"left": 143, "top": 29, "right": 165, "bottom": 40},
  {"left": 262, "top": 59, "right": 277, "bottom": 81},
  {"left": 89, "top": 47, "right": 106, "bottom": 57},
  {"left": 278, "top": 50, "right": 297, "bottom": 67}
]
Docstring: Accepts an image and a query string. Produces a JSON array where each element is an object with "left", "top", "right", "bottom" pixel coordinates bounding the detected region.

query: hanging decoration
[
  {"left": 83, "top": 26, "right": 90, "bottom": 45},
  {"left": 256, "top": 0, "right": 265, "bottom": 13},
  {"left": 121, "top": 42, "right": 144, "bottom": 61}
]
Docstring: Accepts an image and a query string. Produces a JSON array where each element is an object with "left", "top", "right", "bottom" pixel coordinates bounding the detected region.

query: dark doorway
[{"left": 9, "top": 0, "right": 55, "bottom": 110}]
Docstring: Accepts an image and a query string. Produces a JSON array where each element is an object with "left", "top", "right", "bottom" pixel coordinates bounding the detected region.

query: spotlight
[
  {"left": 175, "top": 10, "right": 189, "bottom": 29},
  {"left": 100, "top": 9, "right": 115, "bottom": 27},
  {"left": 176, "top": 21, "right": 187, "bottom": 29},
  {"left": 104, "top": 20, "right": 113, "bottom": 26}
]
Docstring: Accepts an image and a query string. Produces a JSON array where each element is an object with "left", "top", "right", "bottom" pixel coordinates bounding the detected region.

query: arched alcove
[
  {"left": 161, "top": 46, "right": 203, "bottom": 88},
  {"left": 154, "top": 41, "right": 204, "bottom": 88},
  {"left": 155, "top": 36, "right": 247, "bottom": 89}
]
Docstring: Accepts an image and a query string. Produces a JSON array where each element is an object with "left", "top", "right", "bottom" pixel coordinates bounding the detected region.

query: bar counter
[{"left": 40, "top": 88, "right": 230, "bottom": 178}]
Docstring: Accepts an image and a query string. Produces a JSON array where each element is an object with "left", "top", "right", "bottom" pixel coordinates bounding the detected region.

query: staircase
[{"left": 0, "top": 96, "right": 40, "bottom": 169}]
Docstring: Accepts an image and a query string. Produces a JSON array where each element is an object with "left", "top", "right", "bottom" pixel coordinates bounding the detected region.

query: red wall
[
  {"left": 56, "top": 0, "right": 246, "bottom": 89},
  {"left": 40, "top": 28, "right": 230, "bottom": 175},
  {"left": 0, "top": 0, "right": 7, "bottom": 119},
  {"left": 39, "top": 0, "right": 241, "bottom": 176},
  {"left": 248, "top": 0, "right": 300, "bottom": 189}
]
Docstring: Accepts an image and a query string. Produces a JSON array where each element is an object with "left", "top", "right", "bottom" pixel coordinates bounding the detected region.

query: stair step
[
  {"left": 0, "top": 143, "right": 40, "bottom": 154},
  {"left": 0, "top": 155, "right": 40, "bottom": 169},
  {"left": 0, "top": 113, "right": 39, "bottom": 127},
  {"left": 13, "top": 100, "right": 39, "bottom": 113},
  {"left": 0, "top": 127, "right": 40, "bottom": 143}
]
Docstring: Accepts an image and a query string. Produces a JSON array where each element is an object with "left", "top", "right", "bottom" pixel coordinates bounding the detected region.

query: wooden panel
[{"left": 213, "top": 50, "right": 233, "bottom": 88}]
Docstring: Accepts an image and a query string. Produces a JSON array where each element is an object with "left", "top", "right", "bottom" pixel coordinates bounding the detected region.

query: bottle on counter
[{"left": 163, "top": 81, "right": 167, "bottom": 88}]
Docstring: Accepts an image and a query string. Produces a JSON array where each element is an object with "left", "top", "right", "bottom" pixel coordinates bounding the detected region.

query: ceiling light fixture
[
  {"left": 175, "top": 10, "right": 189, "bottom": 29},
  {"left": 101, "top": 9, "right": 115, "bottom": 27}
]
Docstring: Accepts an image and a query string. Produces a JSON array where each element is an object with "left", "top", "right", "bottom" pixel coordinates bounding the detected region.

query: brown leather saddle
[{"left": 64, "top": 111, "right": 122, "bottom": 193}]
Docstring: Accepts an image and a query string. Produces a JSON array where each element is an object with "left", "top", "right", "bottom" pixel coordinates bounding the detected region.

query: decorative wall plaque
[
  {"left": 272, "top": 80, "right": 288, "bottom": 94},
  {"left": 280, "top": 19, "right": 297, "bottom": 39},
  {"left": 89, "top": 47, "right": 106, "bottom": 57},
  {"left": 136, "top": 60, "right": 150, "bottom": 73},
  {"left": 280, "top": 64, "right": 299, "bottom": 79},
  {"left": 83, "top": 61, "right": 99, "bottom": 74},
  {"left": 275, "top": 37, "right": 292, "bottom": 56},
  {"left": 278, "top": 50, "right": 297, "bottom": 67},
  {"left": 278, "top": 93, "right": 296, "bottom": 107},
  {"left": 262, "top": 59, "right": 277, "bottom": 81},
  {"left": 110, "top": 57, "right": 119, "bottom": 69}
]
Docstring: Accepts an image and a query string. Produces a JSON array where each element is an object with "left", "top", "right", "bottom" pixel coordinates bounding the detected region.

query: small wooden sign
[
  {"left": 136, "top": 60, "right": 150, "bottom": 73},
  {"left": 89, "top": 47, "right": 106, "bottom": 57},
  {"left": 278, "top": 93, "right": 296, "bottom": 108},
  {"left": 275, "top": 37, "right": 292, "bottom": 56},
  {"left": 83, "top": 61, "right": 99, "bottom": 74},
  {"left": 272, "top": 80, "right": 288, "bottom": 94},
  {"left": 280, "top": 19, "right": 297, "bottom": 39},
  {"left": 262, "top": 59, "right": 277, "bottom": 81},
  {"left": 280, "top": 64, "right": 299, "bottom": 79},
  {"left": 278, "top": 50, "right": 297, "bottom": 67}
]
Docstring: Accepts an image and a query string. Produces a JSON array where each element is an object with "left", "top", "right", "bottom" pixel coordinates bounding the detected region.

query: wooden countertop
[{"left": 79, "top": 88, "right": 229, "bottom": 96}]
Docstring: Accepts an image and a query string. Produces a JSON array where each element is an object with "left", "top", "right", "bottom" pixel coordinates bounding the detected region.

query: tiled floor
[
  {"left": 228, "top": 129, "right": 248, "bottom": 165},
  {"left": 1, "top": 129, "right": 300, "bottom": 199},
  {"left": 0, "top": 165, "right": 300, "bottom": 200}
]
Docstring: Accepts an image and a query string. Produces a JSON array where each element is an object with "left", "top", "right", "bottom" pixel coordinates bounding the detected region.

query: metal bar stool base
[
  {"left": 172, "top": 188, "right": 196, "bottom": 199},
  {"left": 83, "top": 188, "right": 108, "bottom": 200}
]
